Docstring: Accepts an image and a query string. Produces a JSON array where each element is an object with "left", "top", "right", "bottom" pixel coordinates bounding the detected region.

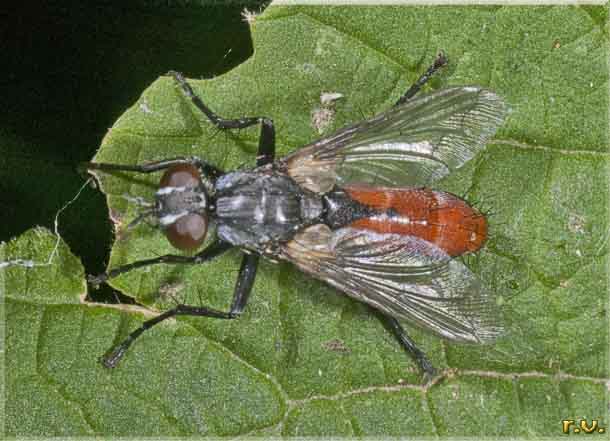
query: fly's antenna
[
  {"left": 119, "top": 194, "right": 157, "bottom": 231},
  {"left": 121, "top": 194, "right": 154, "bottom": 208},
  {"left": 126, "top": 210, "right": 155, "bottom": 230}
]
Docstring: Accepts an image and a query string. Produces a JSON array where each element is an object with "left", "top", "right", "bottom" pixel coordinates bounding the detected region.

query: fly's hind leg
[
  {"left": 101, "top": 250, "right": 259, "bottom": 368},
  {"left": 395, "top": 52, "right": 448, "bottom": 106},
  {"left": 170, "top": 71, "right": 275, "bottom": 166},
  {"left": 377, "top": 312, "right": 438, "bottom": 379}
]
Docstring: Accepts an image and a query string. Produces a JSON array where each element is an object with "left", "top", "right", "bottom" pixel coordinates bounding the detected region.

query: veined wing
[
  {"left": 280, "top": 225, "right": 502, "bottom": 343},
  {"left": 281, "top": 87, "right": 508, "bottom": 193}
]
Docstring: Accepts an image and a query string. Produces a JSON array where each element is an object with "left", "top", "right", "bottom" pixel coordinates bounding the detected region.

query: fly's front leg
[
  {"left": 80, "top": 156, "right": 224, "bottom": 182},
  {"left": 102, "top": 249, "right": 260, "bottom": 368},
  {"left": 170, "top": 71, "right": 276, "bottom": 166},
  {"left": 88, "top": 240, "right": 232, "bottom": 285},
  {"left": 395, "top": 52, "right": 448, "bottom": 106}
]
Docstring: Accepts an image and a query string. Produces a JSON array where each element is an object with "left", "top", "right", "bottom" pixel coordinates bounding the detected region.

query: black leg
[
  {"left": 170, "top": 71, "right": 276, "bottom": 166},
  {"left": 81, "top": 156, "right": 224, "bottom": 182},
  {"left": 395, "top": 52, "right": 448, "bottom": 106},
  {"left": 231, "top": 253, "right": 259, "bottom": 314},
  {"left": 101, "top": 250, "right": 260, "bottom": 368},
  {"left": 377, "top": 313, "right": 437, "bottom": 378},
  {"left": 88, "top": 240, "right": 232, "bottom": 285},
  {"left": 255, "top": 118, "right": 275, "bottom": 166}
]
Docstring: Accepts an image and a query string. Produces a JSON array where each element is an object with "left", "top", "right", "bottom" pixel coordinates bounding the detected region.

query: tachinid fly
[{"left": 85, "top": 53, "right": 508, "bottom": 377}]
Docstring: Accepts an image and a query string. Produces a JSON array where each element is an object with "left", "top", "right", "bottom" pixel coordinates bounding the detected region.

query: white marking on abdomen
[{"left": 371, "top": 213, "right": 411, "bottom": 224}]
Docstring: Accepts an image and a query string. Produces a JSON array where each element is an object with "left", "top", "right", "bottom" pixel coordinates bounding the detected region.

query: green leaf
[
  {"left": 6, "top": 4, "right": 608, "bottom": 437},
  {"left": 4, "top": 228, "right": 284, "bottom": 436}
]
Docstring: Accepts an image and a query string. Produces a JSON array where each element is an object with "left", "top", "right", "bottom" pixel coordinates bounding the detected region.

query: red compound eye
[
  {"left": 159, "top": 163, "right": 201, "bottom": 189},
  {"left": 164, "top": 213, "right": 208, "bottom": 250}
]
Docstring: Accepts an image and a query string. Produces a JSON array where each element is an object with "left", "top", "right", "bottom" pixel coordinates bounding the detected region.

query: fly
[{"left": 84, "top": 53, "right": 508, "bottom": 377}]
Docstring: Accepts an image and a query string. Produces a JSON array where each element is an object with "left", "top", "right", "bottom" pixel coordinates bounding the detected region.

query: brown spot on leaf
[{"left": 322, "top": 338, "right": 350, "bottom": 354}]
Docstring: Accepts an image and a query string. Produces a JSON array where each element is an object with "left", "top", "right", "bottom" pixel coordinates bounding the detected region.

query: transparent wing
[
  {"left": 282, "top": 87, "right": 508, "bottom": 193},
  {"left": 280, "top": 225, "right": 502, "bottom": 343}
]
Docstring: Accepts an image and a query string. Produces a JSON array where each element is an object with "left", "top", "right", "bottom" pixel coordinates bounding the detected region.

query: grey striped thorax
[{"left": 214, "top": 171, "right": 324, "bottom": 253}]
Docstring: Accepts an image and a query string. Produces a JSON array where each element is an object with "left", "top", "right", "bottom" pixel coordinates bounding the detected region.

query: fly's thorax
[
  {"left": 155, "top": 163, "right": 210, "bottom": 251},
  {"left": 213, "top": 171, "right": 324, "bottom": 252}
]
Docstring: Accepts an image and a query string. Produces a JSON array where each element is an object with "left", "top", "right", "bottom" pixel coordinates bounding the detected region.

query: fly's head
[{"left": 153, "top": 163, "right": 210, "bottom": 251}]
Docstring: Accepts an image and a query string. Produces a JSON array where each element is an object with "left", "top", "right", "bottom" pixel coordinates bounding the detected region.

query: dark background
[{"left": 1, "top": 1, "right": 268, "bottom": 299}]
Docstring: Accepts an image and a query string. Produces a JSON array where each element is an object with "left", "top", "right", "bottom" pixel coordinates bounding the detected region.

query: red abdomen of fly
[{"left": 343, "top": 185, "right": 487, "bottom": 257}]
